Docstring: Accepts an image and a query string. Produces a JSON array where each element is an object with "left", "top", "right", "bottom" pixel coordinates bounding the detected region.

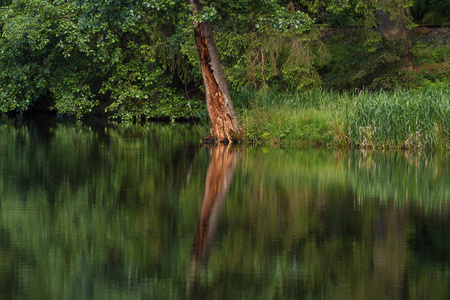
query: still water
[{"left": 0, "top": 116, "right": 449, "bottom": 299}]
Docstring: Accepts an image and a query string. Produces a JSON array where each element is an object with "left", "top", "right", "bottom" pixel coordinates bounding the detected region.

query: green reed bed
[
  {"left": 233, "top": 88, "right": 450, "bottom": 150},
  {"left": 350, "top": 88, "right": 450, "bottom": 150}
]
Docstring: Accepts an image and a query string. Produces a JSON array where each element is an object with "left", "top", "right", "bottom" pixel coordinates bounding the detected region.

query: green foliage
[
  {"left": 0, "top": 0, "right": 58, "bottom": 112},
  {"left": 411, "top": 0, "right": 450, "bottom": 24},
  {"left": 0, "top": 0, "right": 446, "bottom": 121},
  {"left": 0, "top": 0, "right": 323, "bottom": 118},
  {"left": 405, "top": 39, "right": 450, "bottom": 88},
  {"left": 0, "top": 0, "right": 203, "bottom": 119},
  {"left": 216, "top": 27, "right": 326, "bottom": 91},
  {"left": 303, "top": 0, "right": 415, "bottom": 27},
  {"left": 321, "top": 28, "right": 409, "bottom": 90}
]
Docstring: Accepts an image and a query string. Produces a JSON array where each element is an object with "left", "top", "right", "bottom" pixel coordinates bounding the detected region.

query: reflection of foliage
[
  {"left": 0, "top": 119, "right": 449, "bottom": 298},
  {"left": 0, "top": 117, "right": 205, "bottom": 298}
]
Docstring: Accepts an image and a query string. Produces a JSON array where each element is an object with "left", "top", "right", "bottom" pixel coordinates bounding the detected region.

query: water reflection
[
  {"left": 192, "top": 146, "right": 239, "bottom": 265},
  {"left": 0, "top": 117, "right": 449, "bottom": 299},
  {"left": 373, "top": 204, "right": 408, "bottom": 298},
  {"left": 189, "top": 146, "right": 239, "bottom": 297}
]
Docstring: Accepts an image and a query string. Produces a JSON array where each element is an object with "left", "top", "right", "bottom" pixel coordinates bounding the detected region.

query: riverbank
[{"left": 232, "top": 88, "right": 450, "bottom": 151}]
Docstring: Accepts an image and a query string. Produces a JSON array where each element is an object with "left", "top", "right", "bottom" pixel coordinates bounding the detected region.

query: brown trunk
[
  {"left": 377, "top": 4, "right": 413, "bottom": 64},
  {"left": 190, "top": 0, "right": 242, "bottom": 143}
]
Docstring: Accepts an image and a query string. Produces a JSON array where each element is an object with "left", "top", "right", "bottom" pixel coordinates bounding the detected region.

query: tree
[
  {"left": 0, "top": 0, "right": 419, "bottom": 131},
  {"left": 189, "top": 0, "right": 241, "bottom": 143},
  {"left": 188, "top": 0, "right": 315, "bottom": 143},
  {"left": 0, "top": 0, "right": 314, "bottom": 133},
  {"left": 376, "top": 0, "right": 414, "bottom": 64}
]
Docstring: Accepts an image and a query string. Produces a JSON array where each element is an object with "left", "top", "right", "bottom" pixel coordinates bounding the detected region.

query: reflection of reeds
[
  {"left": 348, "top": 151, "right": 450, "bottom": 209},
  {"left": 241, "top": 149, "right": 450, "bottom": 210}
]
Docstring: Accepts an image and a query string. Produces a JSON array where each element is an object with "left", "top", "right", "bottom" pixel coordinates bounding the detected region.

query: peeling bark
[{"left": 190, "top": 0, "right": 242, "bottom": 143}]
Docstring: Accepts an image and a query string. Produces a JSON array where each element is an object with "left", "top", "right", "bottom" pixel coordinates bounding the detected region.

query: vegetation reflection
[{"left": 0, "top": 119, "right": 449, "bottom": 299}]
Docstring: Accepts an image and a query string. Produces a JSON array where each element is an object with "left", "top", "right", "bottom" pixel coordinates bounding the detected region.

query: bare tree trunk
[{"left": 190, "top": 0, "right": 242, "bottom": 143}]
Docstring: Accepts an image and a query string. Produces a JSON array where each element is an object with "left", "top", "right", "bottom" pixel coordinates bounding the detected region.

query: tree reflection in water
[
  {"left": 188, "top": 146, "right": 239, "bottom": 296},
  {"left": 373, "top": 204, "right": 409, "bottom": 298}
]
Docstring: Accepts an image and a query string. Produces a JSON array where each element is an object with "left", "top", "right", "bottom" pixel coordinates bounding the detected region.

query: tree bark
[
  {"left": 377, "top": 3, "right": 413, "bottom": 64},
  {"left": 190, "top": 0, "right": 242, "bottom": 143}
]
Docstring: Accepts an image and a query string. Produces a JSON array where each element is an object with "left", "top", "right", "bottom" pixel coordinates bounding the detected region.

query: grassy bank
[{"left": 232, "top": 88, "right": 450, "bottom": 151}]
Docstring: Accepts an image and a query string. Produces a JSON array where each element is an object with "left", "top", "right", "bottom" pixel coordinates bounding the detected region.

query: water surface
[{"left": 0, "top": 116, "right": 449, "bottom": 299}]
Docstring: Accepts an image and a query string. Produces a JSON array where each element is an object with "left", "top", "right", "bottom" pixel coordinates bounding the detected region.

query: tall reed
[
  {"left": 232, "top": 87, "right": 450, "bottom": 150},
  {"left": 348, "top": 88, "right": 450, "bottom": 150}
]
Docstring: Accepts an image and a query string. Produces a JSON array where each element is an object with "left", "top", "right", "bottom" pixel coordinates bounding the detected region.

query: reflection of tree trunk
[
  {"left": 188, "top": 146, "right": 239, "bottom": 297},
  {"left": 373, "top": 204, "right": 408, "bottom": 298},
  {"left": 189, "top": 0, "right": 242, "bottom": 143},
  {"left": 193, "top": 146, "right": 238, "bottom": 264}
]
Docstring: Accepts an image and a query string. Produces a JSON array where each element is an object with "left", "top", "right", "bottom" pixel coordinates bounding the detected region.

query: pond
[{"left": 0, "top": 115, "right": 449, "bottom": 299}]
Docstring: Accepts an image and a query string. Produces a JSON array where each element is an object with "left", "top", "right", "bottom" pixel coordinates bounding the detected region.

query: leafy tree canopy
[{"left": 0, "top": 0, "right": 425, "bottom": 120}]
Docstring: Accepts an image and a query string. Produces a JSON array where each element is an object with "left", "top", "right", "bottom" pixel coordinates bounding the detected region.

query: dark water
[{"left": 0, "top": 116, "right": 449, "bottom": 299}]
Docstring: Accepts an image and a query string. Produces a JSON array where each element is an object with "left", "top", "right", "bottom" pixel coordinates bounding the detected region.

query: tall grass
[
  {"left": 233, "top": 87, "right": 450, "bottom": 150},
  {"left": 349, "top": 88, "right": 450, "bottom": 150},
  {"left": 231, "top": 89, "right": 348, "bottom": 147}
]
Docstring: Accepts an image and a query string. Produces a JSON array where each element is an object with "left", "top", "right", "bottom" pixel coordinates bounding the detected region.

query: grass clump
[{"left": 233, "top": 89, "right": 347, "bottom": 147}]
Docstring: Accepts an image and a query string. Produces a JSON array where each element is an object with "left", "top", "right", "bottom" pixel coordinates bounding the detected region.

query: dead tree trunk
[{"left": 190, "top": 0, "right": 242, "bottom": 143}]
